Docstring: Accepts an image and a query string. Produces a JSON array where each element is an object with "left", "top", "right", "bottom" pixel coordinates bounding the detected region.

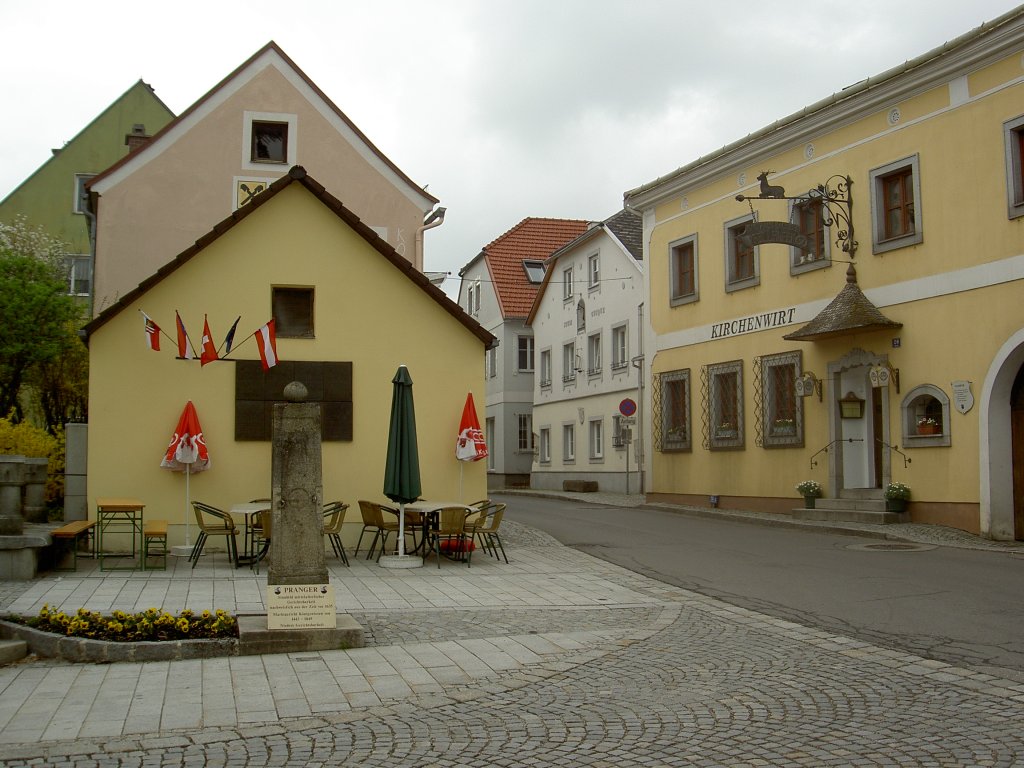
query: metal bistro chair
[
  {"left": 251, "top": 508, "right": 272, "bottom": 574},
  {"left": 355, "top": 500, "right": 400, "bottom": 561},
  {"left": 425, "top": 506, "right": 473, "bottom": 568},
  {"left": 189, "top": 501, "right": 239, "bottom": 569},
  {"left": 322, "top": 501, "right": 350, "bottom": 566},
  {"left": 466, "top": 502, "right": 508, "bottom": 563}
]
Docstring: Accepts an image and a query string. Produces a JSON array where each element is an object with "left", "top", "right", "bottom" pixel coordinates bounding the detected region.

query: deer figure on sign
[{"left": 757, "top": 171, "right": 786, "bottom": 199}]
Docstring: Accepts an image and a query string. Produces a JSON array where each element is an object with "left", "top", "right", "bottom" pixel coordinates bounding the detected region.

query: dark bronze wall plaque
[{"left": 739, "top": 221, "right": 809, "bottom": 249}]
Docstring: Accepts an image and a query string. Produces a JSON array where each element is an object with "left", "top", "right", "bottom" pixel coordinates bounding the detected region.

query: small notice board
[{"left": 267, "top": 584, "right": 337, "bottom": 629}]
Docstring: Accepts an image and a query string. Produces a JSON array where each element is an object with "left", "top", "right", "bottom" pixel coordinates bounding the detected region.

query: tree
[{"left": 0, "top": 218, "right": 82, "bottom": 425}]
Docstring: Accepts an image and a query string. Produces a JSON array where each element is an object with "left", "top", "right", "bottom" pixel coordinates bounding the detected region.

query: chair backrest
[
  {"left": 358, "top": 500, "right": 381, "bottom": 526},
  {"left": 193, "top": 501, "right": 232, "bottom": 532},
  {"left": 476, "top": 503, "right": 505, "bottom": 532},
  {"left": 436, "top": 506, "right": 470, "bottom": 535},
  {"left": 323, "top": 502, "right": 348, "bottom": 534}
]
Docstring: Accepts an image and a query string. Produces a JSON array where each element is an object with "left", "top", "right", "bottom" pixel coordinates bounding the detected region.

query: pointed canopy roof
[{"left": 783, "top": 265, "right": 902, "bottom": 342}]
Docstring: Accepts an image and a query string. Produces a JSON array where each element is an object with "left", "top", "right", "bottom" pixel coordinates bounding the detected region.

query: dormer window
[{"left": 523, "top": 260, "right": 545, "bottom": 284}]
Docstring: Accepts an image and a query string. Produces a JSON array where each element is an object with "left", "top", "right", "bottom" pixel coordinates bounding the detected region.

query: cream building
[{"left": 625, "top": 8, "right": 1024, "bottom": 539}]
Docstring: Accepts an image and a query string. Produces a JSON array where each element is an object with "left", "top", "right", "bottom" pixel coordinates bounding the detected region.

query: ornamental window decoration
[{"left": 754, "top": 351, "right": 804, "bottom": 448}]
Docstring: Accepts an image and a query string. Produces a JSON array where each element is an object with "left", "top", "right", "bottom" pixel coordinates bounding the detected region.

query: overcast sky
[{"left": 1, "top": 1, "right": 1017, "bottom": 296}]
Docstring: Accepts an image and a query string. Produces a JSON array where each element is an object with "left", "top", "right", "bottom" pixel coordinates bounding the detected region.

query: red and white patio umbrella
[
  {"left": 455, "top": 393, "right": 487, "bottom": 498},
  {"left": 161, "top": 401, "right": 211, "bottom": 548}
]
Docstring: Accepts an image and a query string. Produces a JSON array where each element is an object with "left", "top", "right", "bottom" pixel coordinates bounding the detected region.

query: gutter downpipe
[
  {"left": 414, "top": 206, "right": 447, "bottom": 272},
  {"left": 631, "top": 302, "right": 645, "bottom": 495}
]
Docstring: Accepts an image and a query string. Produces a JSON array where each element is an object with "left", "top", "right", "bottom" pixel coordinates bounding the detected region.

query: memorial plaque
[
  {"left": 267, "top": 584, "right": 337, "bottom": 629},
  {"left": 951, "top": 380, "right": 974, "bottom": 414}
]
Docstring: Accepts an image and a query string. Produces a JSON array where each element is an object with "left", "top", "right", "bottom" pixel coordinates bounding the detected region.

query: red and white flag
[
  {"left": 200, "top": 315, "right": 218, "bottom": 366},
  {"left": 255, "top": 319, "right": 278, "bottom": 371},
  {"left": 175, "top": 311, "right": 195, "bottom": 360},
  {"left": 142, "top": 312, "right": 160, "bottom": 351},
  {"left": 456, "top": 392, "right": 488, "bottom": 461}
]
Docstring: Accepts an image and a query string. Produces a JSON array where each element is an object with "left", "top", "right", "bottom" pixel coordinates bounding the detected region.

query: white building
[
  {"left": 457, "top": 218, "right": 590, "bottom": 489},
  {"left": 527, "top": 210, "right": 645, "bottom": 493}
]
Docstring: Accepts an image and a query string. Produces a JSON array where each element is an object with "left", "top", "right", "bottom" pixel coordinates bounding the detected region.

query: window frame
[
  {"left": 760, "top": 351, "right": 803, "bottom": 448},
  {"left": 902, "top": 384, "right": 951, "bottom": 448},
  {"left": 724, "top": 215, "right": 759, "bottom": 292},
  {"left": 870, "top": 155, "right": 923, "bottom": 254},
  {"left": 517, "top": 413, "right": 534, "bottom": 452},
  {"left": 242, "top": 112, "right": 297, "bottom": 171},
  {"left": 790, "top": 198, "right": 830, "bottom": 274},
  {"left": 539, "top": 427, "right": 551, "bottom": 464},
  {"left": 708, "top": 360, "right": 744, "bottom": 450},
  {"left": 64, "top": 254, "right": 91, "bottom": 297},
  {"left": 466, "top": 280, "right": 481, "bottom": 316},
  {"left": 486, "top": 346, "right": 497, "bottom": 379},
  {"left": 562, "top": 422, "right": 576, "bottom": 463},
  {"left": 562, "top": 341, "right": 577, "bottom": 384},
  {"left": 588, "top": 252, "right": 601, "bottom": 290},
  {"left": 668, "top": 234, "right": 699, "bottom": 306},
  {"left": 523, "top": 260, "right": 545, "bottom": 284},
  {"left": 589, "top": 418, "right": 604, "bottom": 461},
  {"left": 73, "top": 173, "right": 95, "bottom": 215},
  {"left": 1004, "top": 115, "right": 1024, "bottom": 219},
  {"left": 611, "top": 324, "right": 628, "bottom": 371},
  {"left": 563, "top": 266, "right": 574, "bottom": 301},
  {"left": 517, "top": 335, "right": 535, "bottom": 373},
  {"left": 539, "top": 348, "right": 552, "bottom": 388},
  {"left": 660, "top": 369, "right": 692, "bottom": 453},
  {"left": 587, "top": 332, "right": 602, "bottom": 376},
  {"left": 272, "top": 286, "right": 315, "bottom": 339}
]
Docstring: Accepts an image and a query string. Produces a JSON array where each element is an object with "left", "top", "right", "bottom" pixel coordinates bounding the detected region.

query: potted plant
[
  {"left": 916, "top": 416, "right": 940, "bottom": 435},
  {"left": 773, "top": 418, "right": 796, "bottom": 435},
  {"left": 716, "top": 421, "right": 737, "bottom": 438},
  {"left": 884, "top": 481, "right": 911, "bottom": 512},
  {"left": 795, "top": 480, "right": 822, "bottom": 508}
]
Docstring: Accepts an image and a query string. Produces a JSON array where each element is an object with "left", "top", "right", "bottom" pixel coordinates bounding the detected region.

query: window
[
  {"left": 589, "top": 419, "right": 603, "bottom": 460},
  {"left": 669, "top": 235, "right": 698, "bottom": 305},
  {"left": 466, "top": 281, "right": 480, "bottom": 315},
  {"left": 73, "top": 174, "right": 95, "bottom": 214},
  {"left": 587, "top": 333, "right": 602, "bottom": 376},
  {"left": 272, "top": 287, "right": 314, "bottom": 338},
  {"left": 791, "top": 199, "right": 829, "bottom": 272},
  {"left": 902, "top": 385, "right": 951, "bottom": 447},
  {"left": 540, "top": 349, "right": 552, "bottom": 388},
  {"left": 251, "top": 121, "right": 288, "bottom": 163},
  {"left": 1004, "top": 115, "right": 1024, "bottom": 219},
  {"left": 524, "top": 260, "right": 545, "bottom": 283},
  {"left": 588, "top": 253, "right": 600, "bottom": 289},
  {"left": 724, "top": 215, "right": 759, "bottom": 291},
  {"left": 539, "top": 427, "right": 551, "bottom": 463},
  {"left": 517, "top": 335, "right": 534, "bottom": 372},
  {"left": 760, "top": 351, "right": 803, "bottom": 448},
  {"left": 870, "top": 155, "right": 922, "bottom": 254},
  {"left": 486, "top": 346, "right": 497, "bottom": 378},
  {"left": 235, "top": 360, "right": 352, "bottom": 441},
  {"left": 562, "top": 342, "right": 577, "bottom": 383},
  {"left": 611, "top": 325, "right": 628, "bottom": 370},
  {"left": 563, "top": 266, "right": 574, "bottom": 300},
  {"left": 659, "top": 369, "right": 691, "bottom": 452},
  {"left": 517, "top": 414, "right": 534, "bottom": 452},
  {"left": 243, "top": 112, "right": 297, "bottom": 170},
  {"left": 708, "top": 360, "right": 743, "bottom": 449},
  {"left": 65, "top": 255, "right": 91, "bottom": 297},
  {"left": 563, "top": 423, "right": 575, "bottom": 462}
]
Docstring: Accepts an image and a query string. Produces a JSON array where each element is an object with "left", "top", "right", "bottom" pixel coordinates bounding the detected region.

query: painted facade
[
  {"left": 85, "top": 169, "right": 492, "bottom": 549},
  {"left": 88, "top": 42, "right": 439, "bottom": 316},
  {"left": 625, "top": 8, "right": 1024, "bottom": 539},
  {"left": 0, "top": 81, "right": 174, "bottom": 305},
  {"left": 457, "top": 218, "right": 589, "bottom": 489},
  {"left": 527, "top": 210, "right": 645, "bottom": 493}
]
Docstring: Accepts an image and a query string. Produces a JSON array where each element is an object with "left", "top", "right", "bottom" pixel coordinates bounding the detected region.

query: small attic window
[
  {"left": 251, "top": 121, "right": 288, "bottom": 164},
  {"left": 523, "top": 260, "right": 545, "bottom": 284}
]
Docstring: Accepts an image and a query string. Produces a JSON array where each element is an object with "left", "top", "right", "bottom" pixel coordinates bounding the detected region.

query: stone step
[
  {"left": 792, "top": 506, "right": 909, "bottom": 524},
  {"left": 0, "top": 639, "right": 27, "bottom": 665},
  {"left": 809, "top": 497, "right": 888, "bottom": 512}
]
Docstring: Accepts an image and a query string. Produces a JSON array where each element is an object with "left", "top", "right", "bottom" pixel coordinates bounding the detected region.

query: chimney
[{"left": 125, "top": 124, "right": 151, "bottom": 153}]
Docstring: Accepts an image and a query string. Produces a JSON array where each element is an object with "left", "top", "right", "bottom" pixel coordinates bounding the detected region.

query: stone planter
[
  {"left": 803, "top": 496, "right": 817, "bottom": 509},
  {"left": 886, "top": 498, "right": 907, "bottom": 513}
]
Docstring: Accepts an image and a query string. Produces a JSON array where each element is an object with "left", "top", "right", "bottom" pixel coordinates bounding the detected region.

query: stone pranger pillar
[{"left": 268, "top": 382, "right": 328, "bottom": 586}]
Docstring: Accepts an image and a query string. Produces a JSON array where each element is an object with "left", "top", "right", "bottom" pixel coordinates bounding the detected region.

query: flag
[
  {"left": 200, "top": 315, "right": 218, "bottom": 366},
  {"left": 222, "top": 316, "right": 241, "bottom": 355},
  {"left": 142, "top": 312, "right": 160, "bottom": 351},
  {"left": 255, "top": 319, "right": 278, "bottom": 371},
  {"left": 175, "top": 311, "right": 195, "bottom": 359}
]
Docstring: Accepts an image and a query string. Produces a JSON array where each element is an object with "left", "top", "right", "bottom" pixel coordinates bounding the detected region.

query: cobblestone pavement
[{"left": 0, "top": 515, "right": 1022, "bottom": 766}]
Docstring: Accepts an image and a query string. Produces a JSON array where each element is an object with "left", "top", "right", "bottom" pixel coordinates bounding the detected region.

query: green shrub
[{"left": 4, "top": 605, "right": 238, "bottom": 642}]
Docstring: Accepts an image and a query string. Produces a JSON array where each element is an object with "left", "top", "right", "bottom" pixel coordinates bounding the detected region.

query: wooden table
[{"left": 95, "top": 497, "right": 145, "bottom": 571}]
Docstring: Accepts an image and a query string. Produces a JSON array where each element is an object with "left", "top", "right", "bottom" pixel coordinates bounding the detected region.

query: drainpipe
[
  {"left": 414, "top": 206, "right": 446, "bottom": 272},
  {"left": 631, "top": 302, "right": 645, "bottom": 495}
]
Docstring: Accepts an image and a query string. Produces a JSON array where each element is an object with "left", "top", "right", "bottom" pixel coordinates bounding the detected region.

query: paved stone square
[{"left": 0, "top": 520, "right": 1022, "bottom": 766}]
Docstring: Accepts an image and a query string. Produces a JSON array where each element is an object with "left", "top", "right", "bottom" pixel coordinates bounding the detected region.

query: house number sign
[{"left": 951, "top": 381, "right": 974, "bottom": 414}]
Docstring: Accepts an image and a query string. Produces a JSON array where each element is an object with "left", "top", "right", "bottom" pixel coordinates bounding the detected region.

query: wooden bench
[
  {"left": 143, "top": 520, "right": 168, "bottom": 570},
  {"left": 51, "top": 520, "right": 96, "bottom": 571}
]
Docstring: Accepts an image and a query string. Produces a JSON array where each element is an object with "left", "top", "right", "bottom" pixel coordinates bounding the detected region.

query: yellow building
[
  {"left": 625, "top": 8, "right": 1024, "bottom": 539},
  {"left": 84, "top": 168, "right": 492, "bottom": 549}
]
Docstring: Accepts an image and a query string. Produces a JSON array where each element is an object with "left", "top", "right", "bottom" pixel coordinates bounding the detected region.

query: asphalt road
[{"left": 499, "top": 493, "right": 1024, "bottom": 680}]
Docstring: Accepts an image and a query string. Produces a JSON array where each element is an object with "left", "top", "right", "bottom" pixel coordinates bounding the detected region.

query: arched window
[{"left": 901, "top": 385, "right": 951, "bottom": 447}]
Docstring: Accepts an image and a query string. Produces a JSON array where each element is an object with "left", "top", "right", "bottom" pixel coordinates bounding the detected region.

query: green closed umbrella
[{"left": 383, "top": 365, "right": 421, "bottom": 557}]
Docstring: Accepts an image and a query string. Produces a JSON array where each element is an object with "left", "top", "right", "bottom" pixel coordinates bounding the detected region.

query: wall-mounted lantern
[
  {"left": 869, "top": 363, "right": 900, "bottom": 393},
  {"left": 839, "top": 391, "right": 865, "bottom": 419},
  {"left": 795, "top": 372, "right": 822, "bottom": 401}
]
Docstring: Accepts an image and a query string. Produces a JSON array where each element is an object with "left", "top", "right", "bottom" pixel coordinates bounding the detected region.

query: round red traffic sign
[{"left": 619, "top": 398, "right": 637, "bottom": 417}]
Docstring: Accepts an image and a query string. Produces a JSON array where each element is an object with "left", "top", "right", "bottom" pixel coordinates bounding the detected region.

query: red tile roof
[{"left": 483, "top": 217, "right": 590, "bottom": 319}]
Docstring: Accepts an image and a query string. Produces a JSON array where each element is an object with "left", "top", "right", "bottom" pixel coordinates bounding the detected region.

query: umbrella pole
[
  {"left": 397, "top": 503, "right": 406, "bottom": 557},
  {"left": 184, "top": 463, "right": 192, "bottom": 546}
]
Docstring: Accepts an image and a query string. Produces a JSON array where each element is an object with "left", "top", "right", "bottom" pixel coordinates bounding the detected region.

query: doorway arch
[{"left": 980, "top": 329, "right": 1024, "bottom": 540}]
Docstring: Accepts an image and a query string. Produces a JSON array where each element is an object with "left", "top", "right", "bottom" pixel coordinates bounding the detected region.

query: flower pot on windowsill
[
  {"left": 716, "top": 429, "right": 737, "bottom": 439},
  {"left": 917, "top": 424, "right": 940, "bottom": 436}
]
